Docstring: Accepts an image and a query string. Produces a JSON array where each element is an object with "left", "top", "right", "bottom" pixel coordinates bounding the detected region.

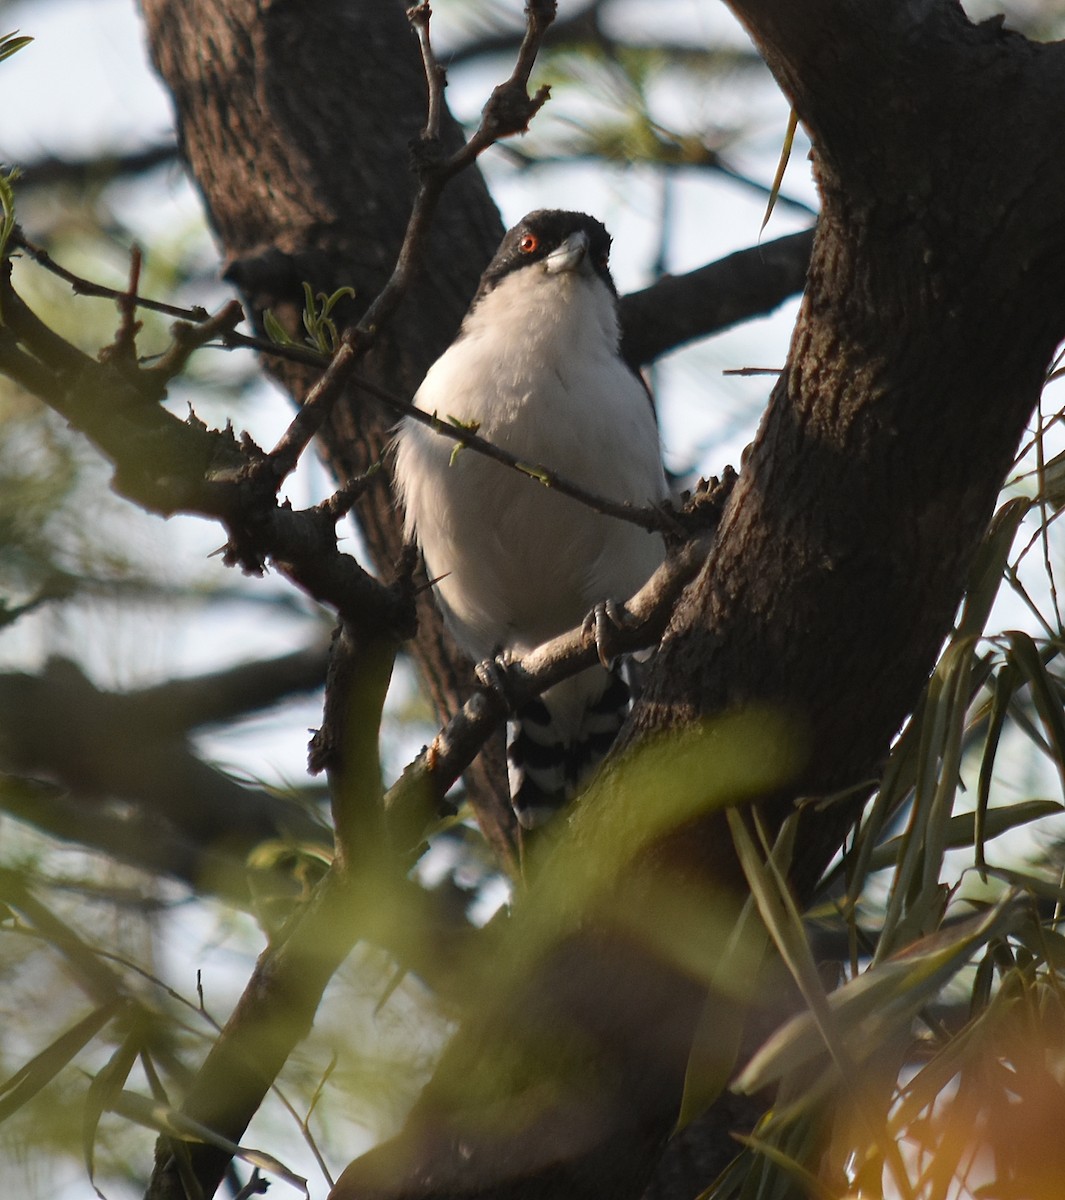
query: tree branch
[
  {"left": 0, "top": 655, "right": 329, "bottom": 902},
  {"left": 620, "top": 228, "right": 814, "bottom": 365},
  {"left": 10, "top": 142, "right": 179, "bottom": 192}
]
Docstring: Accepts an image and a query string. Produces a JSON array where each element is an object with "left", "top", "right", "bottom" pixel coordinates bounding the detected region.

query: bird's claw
[
  {"left": 582, "top": 599, "right": 633, "bottom": 670},
  {"left": 476, "top": 652, "right": 516, "bottom": 702}
]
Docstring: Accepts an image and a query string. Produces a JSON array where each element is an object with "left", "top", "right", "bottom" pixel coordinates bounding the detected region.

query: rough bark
[{"left": 632, "top": 0, "right": 1065, "bottom": 862}]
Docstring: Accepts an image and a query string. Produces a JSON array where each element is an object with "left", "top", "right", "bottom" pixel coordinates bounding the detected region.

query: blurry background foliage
[{"left": 2, "top": 1, "right": 1065, "bottom": 1198}]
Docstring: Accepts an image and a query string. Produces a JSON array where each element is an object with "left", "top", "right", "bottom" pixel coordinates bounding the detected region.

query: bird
[{"left": 393, "top": 209, "right": 667, "bottom": 828}]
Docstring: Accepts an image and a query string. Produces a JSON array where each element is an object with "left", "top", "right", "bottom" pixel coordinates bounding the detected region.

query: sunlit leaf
[
  {"left": 737, "top": 896, "right": 1020, "bottom": 1094},
  {"left": 868, "top": 800, "right": 1063, "bottom": 872},
  {"left": 107, "top": 1089, "right": 309, "bottom": 1196},
  {"left": 761, "top": 109, "right": 798, "bottom": 234},
  {"left": 728, "top": 1131, "right": 837, "bottom": 1200}
]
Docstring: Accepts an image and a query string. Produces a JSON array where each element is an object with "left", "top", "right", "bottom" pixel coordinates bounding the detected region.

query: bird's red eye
[{"left": 518, "top": 233, "right": 539, "bottom": 254}]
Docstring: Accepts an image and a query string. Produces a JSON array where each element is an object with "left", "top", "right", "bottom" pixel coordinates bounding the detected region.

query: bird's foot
[
  {"left": 475, "top": 651, "right": 518, "bottom": 703},
  {"left": 582, "top": 599, "right": 634, "bottom": 670}
]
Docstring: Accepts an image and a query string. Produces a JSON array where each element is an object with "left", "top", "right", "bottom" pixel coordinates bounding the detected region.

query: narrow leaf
[
  {"left": 727, "top": 810, "right": 853, "bottom": 1081},
  {"left": 974, "top": 661, "right": 1022, "bottom": 872},
  {"left": 761, "top": 108, "right": 798, "bottom": 234},
  {"left": 868, "top": 799, "right": 1062, "bottom": 873},
  {"left": 1007, "top": 631, "right": 1065, "bottom": 798},
  {"left": 737, "top": 897, "right": 1018, "bottom": 1094},
  {"left": 0, "top": 998, "right": 122, "bottom": 1123},
  {"left": 109, "top": 1089, "right": 309, "bottom": 1195},
  {"left": 0, "top": 31, "right": 33, "bottom": 64},
  {"left": 956, "top": 497, "right": 1030, "bottom": 639},
  {"left": 84, "top": 1016, "right": 143, "bottom": 1196}
]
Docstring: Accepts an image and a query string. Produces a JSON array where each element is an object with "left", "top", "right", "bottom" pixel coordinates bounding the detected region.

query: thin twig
[
  {"left": 263, "top": 336, "right": 358, "bottom": 481},
  {"left": 407, "top": 3, "right": 446, "bottom": 141},
  {"left": 10, "top": 227, "right": 209, "bottom": 320},
  {"left": 723, "top": 366, "right": 784, "bottom": 377},
  {"left": 103, "top": 243, "right": 143, "bottom": 366},
  {"left": 8, "top": 215, "right": 720, "bottom": 536},
  {"left": 143, "top": 300, "right": 246, "bottom": 388},
  {"left": 390, "top": 397, "right": 677, "bottom": 534},
  {"left": 0, "top": 276, "right": 412, "bottom": 636},
  {"left": 13, "top": 226, "right": 331, "bottom": 367}
]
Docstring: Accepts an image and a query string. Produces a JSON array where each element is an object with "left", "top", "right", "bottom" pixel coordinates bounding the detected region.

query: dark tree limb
[
  {"left": 0, "top": 652, "right": 329, "bottom": 901},
  {"left": 620, "top": 228, "right": 814, "bottom": 365},
  {"left": 10, "top": 141, "right": 180, "bottom": 192}
]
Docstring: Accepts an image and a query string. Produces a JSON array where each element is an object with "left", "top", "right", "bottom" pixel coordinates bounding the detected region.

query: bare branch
[
  {"left": 11, "top": 227, "right": 210, "bottom": 321},
  {"left": 8, "top": 219, "right": 791, "bottom": 532},
  {"left": 142, "top": 300, "right": 247, "bottom": 391},
  {"left": 620, "top": 227, "right": 814, "bottom": 365},
  {"left": 11, "top": 141, "right": 179, "bottom": 192},
  {"left": 99, "top": 242, "right": 144, "bottom": 367},
  {"left": 259, "top": 336, "right": 360, "bottom": 484},
  {"left": 408, "top": 3, "right": 447, "bottom": 142},
  {"left": 0, "top": 273, "right": 412, "bottom": 638}
]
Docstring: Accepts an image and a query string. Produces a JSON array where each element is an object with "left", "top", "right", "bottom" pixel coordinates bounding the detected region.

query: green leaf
[
  {"left": 867, "top": 799, "right": 1063, "bottom": 873},
  {"left": 263, "top": 307, "right": 297, "bottom": 347},
  {"left": 761, "top": 108, "right": 798, "bottom": 234},
  {"left": 0, "top": 31, "right": 33, "bottom": 64},
  {"left": 0, "top": 998, "right": 122, "bottom": 1124},
  {"left": 301, "top": 282, "right": 355, "bottom": 353},
  {"left": 974, "top": 661, "right": 1023, "bottom": 872},
  {"left": 728, "top": 808, "right": 855, "bottom": 1083},
  {"left": 956, "top": 496, "right": 1030, "bottom": 640},
  {"left": 1007, "top": 630, "right": 1065, "bottom": 797},
  {"left": 445, "top": 414, "right": 480, "bottom": 433},
  {"left": 1035, "top": 445, "right": 1065, "bottom": 511},
  {"left": 0, "top": 167, "right": 19, "bottom": 274},
  {"left": 677, "top": 900, "right": 768, "bottom": 1130},
  {"left": 108, "top": 1089, "right": 309, "bottom": 1196},
  {"left": 728, "top": 1132, "right": 837, "bottom": 1200},
  {"left": 875, "top": 637, "right": 978, "bottom": 963},
  {"left": 84, "top": 1013, "right": 143, "bottom": 1196},
  {"left": 736, "top": 896, "right": 1019, "bottom": 1094}
]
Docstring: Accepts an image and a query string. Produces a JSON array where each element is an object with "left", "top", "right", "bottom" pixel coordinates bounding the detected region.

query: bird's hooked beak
[{"left": 544, "top": 229, "right": 590, "bottom": 275}]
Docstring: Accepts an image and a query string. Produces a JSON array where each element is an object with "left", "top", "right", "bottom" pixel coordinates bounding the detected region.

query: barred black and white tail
[{"left": 507, "top": 668, "right": 631, "bottom": 829}]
